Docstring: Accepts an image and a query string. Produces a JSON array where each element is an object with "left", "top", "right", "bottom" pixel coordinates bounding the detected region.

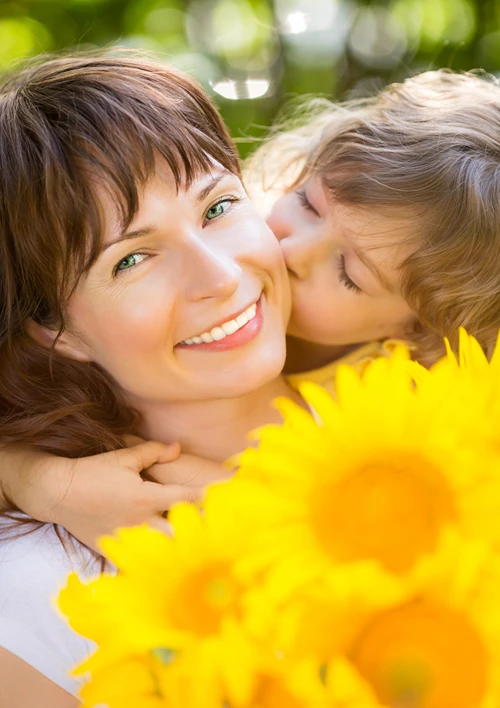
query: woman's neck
[
  {"left": 284, "top": 335, "right": 362, "bottom": 375},
  {"left": 133, "top": 375, "right": 303, "bottom": 463}
]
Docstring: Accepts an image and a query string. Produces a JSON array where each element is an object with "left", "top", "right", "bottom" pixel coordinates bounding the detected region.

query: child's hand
[{"left": 2, "top": 441, "right": 203, "bottom": 551}]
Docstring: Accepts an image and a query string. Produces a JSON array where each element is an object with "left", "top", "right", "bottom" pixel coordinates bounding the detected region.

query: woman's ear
[{"left": 26, "top": 320, "right": 92, "bottom": 363}]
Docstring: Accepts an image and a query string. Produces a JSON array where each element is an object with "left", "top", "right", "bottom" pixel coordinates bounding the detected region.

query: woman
[{"left": 0, "top": 54, "right": 301, "bottom": 707}]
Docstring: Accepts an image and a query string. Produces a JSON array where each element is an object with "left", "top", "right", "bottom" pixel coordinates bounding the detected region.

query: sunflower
[
  {"left": 155, "top": 652, "right": 330, "bottom": 708},
  {"left": 59, "top": 507, "right": 270, "bottom": 708},
  {"left": 412, "top": 328, "right": 500, "bottom": 454},
  {"left": 245, "top": 658, "right": 329, "bottom": 708},
  {"left": 57, "top": 571, "right": 136, "bottom": 674},
  {"left": 217, "top": 343, "right": 500, "bottom": 604},
  {"left": 77, "top": 654, "right": 165, "bottom": 708},
  {"left": 325, "top": 657, "right": 386, "bottom": 708},
  {"left": 341, "top": 546, "right": 500, "bottom": 708},
  {"left": 58, "top": 332, "right": 500, "bottom": 708}
]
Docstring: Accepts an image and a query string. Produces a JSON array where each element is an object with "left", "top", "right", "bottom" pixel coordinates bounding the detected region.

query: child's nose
[
  {"left": 266, "top": 204, "right": 291, "bottom": 242},
  {"left": 280, "top": 235, "right": 315, "bottom": 280}
]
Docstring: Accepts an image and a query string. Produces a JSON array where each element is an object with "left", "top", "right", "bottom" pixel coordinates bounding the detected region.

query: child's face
[{"left": 266, "top": 177, "right": 417, "bottom": 346}]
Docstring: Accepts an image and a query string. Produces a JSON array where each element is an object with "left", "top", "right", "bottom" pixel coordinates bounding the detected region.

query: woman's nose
[{"left": 184, "top": 242, "right": 242, "bottom": 301}]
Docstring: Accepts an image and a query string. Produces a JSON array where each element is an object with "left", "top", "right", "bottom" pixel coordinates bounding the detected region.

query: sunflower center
[
  {"left": 170, "top": 562, "right": 238, "bottom": 636},
  {"left": 311, "top": 454, "right": 456, "bottom": 572},
  {"left": 350, "top": 599, "right": 488, "bottom": 708}
]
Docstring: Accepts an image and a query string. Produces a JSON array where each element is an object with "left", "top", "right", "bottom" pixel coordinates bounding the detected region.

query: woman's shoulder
[
  {"left": 0, "top": 519, "right": 101, "bottom": 695},
  {"left": 0, "top": 517, "right": 103, "bottom": 591}
]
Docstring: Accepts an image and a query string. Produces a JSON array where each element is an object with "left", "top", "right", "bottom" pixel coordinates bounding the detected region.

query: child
[
  {"left": 3, "top": 68, "right": 500, "bottom": 548},
  {"left": 250, "top": 68, "right": 500, "bottom": 376}
]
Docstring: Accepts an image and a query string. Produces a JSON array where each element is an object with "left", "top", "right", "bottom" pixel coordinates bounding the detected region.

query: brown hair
[
  {"left": 0, "top": 53, "right": 241, "bottom": 459},
  {"left": 247, "top": 69, "right": 500, "bottom": 365}
]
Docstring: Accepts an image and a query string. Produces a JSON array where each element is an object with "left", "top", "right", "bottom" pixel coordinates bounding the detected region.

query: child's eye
[
  {"left": 113, "top": 252, "right": 148, "bottom": 276},
  {"left": 338, "top": 255, "right": 362, "bottom": 294},
  {"left": 205, "top": 196, "right": 239, "bottom": 222},
  {"left": 295, "top": 189, "right": 320, "bottom": 216}
]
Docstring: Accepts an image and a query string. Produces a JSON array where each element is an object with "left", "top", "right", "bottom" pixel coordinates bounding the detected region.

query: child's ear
[
  {"left": 393, "top": 314, "right": 420, "bottom": 339},
  {"left": 26, "top": 320, "right": 92, "bottom": 363}
]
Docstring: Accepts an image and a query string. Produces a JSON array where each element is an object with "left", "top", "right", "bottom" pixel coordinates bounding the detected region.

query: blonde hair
[{"left": 247, "top": 70, "right": 500, "bottom": 366}]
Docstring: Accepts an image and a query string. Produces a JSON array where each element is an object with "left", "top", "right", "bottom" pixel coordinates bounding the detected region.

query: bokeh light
[
  {"left": 0, "top": 0, "right": 492, "bottom": 152},
  {"left": 348, "top": 6, "right": 407, "bottom": 70}
]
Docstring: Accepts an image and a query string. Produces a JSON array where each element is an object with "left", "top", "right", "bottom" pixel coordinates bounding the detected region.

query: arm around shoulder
[
  {"left": 0, "top": 444, "right": 54, "bottom": 514},
  {"left": 0, "top": 648, "right": 78, "bottom": 708}
]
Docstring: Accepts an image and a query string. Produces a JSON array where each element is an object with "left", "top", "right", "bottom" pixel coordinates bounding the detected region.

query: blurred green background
[{"left": 0, "top": 0, "right": 496, "bottom": 156}]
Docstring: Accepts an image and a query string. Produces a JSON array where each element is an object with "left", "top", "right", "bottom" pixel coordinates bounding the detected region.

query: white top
[{"left": 0, "top": 519, "right": 104, "bottom": 695}]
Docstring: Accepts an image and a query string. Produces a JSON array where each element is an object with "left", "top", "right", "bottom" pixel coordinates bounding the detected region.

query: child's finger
[
  {"left": 141, "top": 481, "right": 203, "bottom": 511},
  {"left": 122, "top": 433, "right": 147, "bottom": 447},
  {"left": 113, "top": 441, "right": 181, "bottom": 472},
  {"left": 147, "top": 455, "right": 231, "bottom": 487}
]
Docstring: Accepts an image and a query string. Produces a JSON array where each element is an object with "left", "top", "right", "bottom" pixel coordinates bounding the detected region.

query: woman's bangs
[{"left": 77, "top": 114, "right": 238, "bottom": 273}]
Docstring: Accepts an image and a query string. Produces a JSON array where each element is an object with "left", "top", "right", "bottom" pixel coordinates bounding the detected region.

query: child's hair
[
  {"left": 247, "top": 69, "right": 500, "bottom": 365},
  {"left": 0, "top": 52, "right": 241, "bottom": 457}
]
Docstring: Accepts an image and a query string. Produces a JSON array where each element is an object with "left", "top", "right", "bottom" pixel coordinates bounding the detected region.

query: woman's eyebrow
[
  {"left": 195, "top": 169, "right": 232, "bottom": 202},
  {"left": 102, "top": 226, "right": 155, "bottom": 254}
]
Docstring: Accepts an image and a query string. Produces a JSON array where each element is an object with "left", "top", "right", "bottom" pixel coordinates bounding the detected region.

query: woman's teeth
[{"left": 181, "top": 302, "right": 257, "bottom": 345}]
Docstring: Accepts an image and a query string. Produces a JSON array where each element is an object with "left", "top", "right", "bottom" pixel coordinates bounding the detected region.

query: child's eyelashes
[
  {"left": 295, "top": 189, "right": 320, "bottom": 217},
  {"left": 338, "top": 254, "right": 362, "bottom": 294}
]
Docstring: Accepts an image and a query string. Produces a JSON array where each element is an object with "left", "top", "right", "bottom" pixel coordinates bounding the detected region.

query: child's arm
[{"left": 0, "top": 441, "right": 225, "bottom": 550}]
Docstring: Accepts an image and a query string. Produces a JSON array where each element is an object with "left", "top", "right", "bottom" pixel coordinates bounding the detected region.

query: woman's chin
[{"left": 206, "top": 353, "right": 287, "bottom": 399}]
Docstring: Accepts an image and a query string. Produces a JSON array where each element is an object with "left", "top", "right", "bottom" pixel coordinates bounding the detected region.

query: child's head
[{"left": 252, "top": 70, "right": 500, "bottom": 365}]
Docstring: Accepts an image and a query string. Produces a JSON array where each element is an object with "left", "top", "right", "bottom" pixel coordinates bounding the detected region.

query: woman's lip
[
  {"left": 176, "top": 297, "right": 264, "bottom": 353},
  {"left": 200, "top": 298, "right": 260, "bottom": 335}
]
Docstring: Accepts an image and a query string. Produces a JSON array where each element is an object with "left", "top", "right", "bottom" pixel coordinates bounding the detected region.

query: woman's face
[
  {"left": 60, "top": 162, "right": 290, "bottom": 404},
  {"left": 266, "top": 177, "right": 417, "bottom": 345}
]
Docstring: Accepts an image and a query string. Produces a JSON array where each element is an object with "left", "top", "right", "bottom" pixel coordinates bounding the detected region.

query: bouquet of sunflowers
[{"left": 59, "top": 330, "right": 500, "bottom": 708}]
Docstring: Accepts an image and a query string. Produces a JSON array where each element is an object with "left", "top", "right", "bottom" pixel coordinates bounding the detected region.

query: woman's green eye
[
  {"left": 115, "top": 253, "right": 146, "bottom": 274},
  {"left": 206, "top": 199, "right": 232, "bottom": 221}
]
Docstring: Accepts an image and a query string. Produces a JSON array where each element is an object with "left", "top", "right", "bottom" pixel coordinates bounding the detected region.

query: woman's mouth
[{"left": 177, "top": 298, "right": 263, "bottom": 352}]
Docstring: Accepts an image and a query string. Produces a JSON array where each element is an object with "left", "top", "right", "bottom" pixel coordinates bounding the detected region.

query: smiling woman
[
  {"left": 0, "top": 54, "right": 291, "bottom": 458},
  {"left": 0, "top": 53, "right": 297, "bottom": 707},
  {"left": 57, "top": 161, "right": 288, "bottom": 417}
]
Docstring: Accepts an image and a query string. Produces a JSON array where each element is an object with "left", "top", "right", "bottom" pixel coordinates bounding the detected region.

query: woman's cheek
[
  {"left": 107, "top": 297, "right": 169, "bottom": 350},
  {"left": 72, "top": 289, "right": 172, "bottom": 368}
]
